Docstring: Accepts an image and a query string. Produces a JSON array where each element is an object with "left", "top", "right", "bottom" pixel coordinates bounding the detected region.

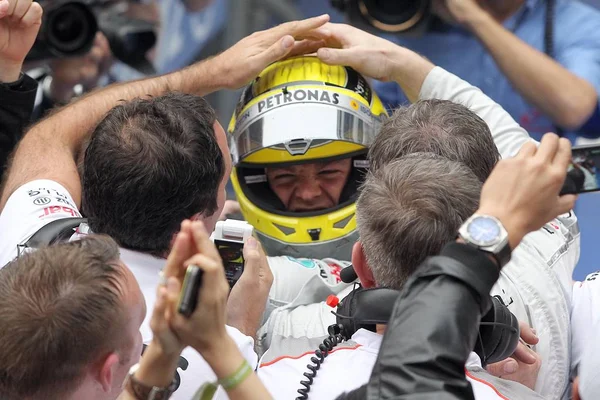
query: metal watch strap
[{"left": 125, "top": 371, "right": 176, "bottom": 400}]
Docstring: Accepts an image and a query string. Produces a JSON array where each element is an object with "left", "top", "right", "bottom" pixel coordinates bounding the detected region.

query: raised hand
[
  {"left": 211, "top": 14, "right": 330, "bottom": 89},
  {"left": 477, "top": 133, "right": 576, "bottom": 249},
  {"left": 0, "top": 0, "right": 43, "bottom": 82}
]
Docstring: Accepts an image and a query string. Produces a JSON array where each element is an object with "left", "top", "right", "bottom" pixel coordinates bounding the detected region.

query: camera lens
[
  {"left": 359, "top": 0, "right": 428, "bottom": 32},
  {"left": 46, "top": 2, "right": 97, "bottom": 54}
]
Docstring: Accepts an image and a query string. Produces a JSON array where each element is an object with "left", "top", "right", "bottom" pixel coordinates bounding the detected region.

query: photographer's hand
[
  {"left": 431, "top": 0, "right": 487, "bottom": 26},
  {"left": 477, "top": 133, "right": 576, "bottom": 249},
  {"left": 48, "top": 32, "right": 112, "bottom": 104},
  {"left": 227, "top": 237, "right": 273, "bottom": 339},
  {"left": 0, "top": 0, "right": 42, "bottom": 82}
]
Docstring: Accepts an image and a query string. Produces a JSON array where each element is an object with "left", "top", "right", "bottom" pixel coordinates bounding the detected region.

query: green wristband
[{"left": 218, "top": 359, "right": 253, "bottom": 390}]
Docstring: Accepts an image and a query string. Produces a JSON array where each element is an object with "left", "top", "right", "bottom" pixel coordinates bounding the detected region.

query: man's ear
[
  {"left": 352, "top": 241, "right": 376, "bottom": 288},
  {"left": 98, "top": 353, "right": 120, "bottom": 392}
]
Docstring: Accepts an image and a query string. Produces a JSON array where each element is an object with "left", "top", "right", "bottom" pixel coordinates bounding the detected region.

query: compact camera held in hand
[
  {"left": 177, "top": 220, "right": 254, "bottom": 317},
  {"left": 213, "top": 219, "right": 254, "bottom": 289}
]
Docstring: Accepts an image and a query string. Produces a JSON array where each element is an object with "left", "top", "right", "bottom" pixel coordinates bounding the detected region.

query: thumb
[
  {"left": 555, "top": 194, "right": 577, "bottom": 216},
  {"left": 486, "top": 357, "right": 519, "bottom": 377},
  {"left": 257, "top": 35, "right": 295, "bottom": 65},
  {"left": 317, "top": 47, "right": 361, "bottom": 67},
  {"left": 243, "top": 237, "right": 261, "bottom": 270}
]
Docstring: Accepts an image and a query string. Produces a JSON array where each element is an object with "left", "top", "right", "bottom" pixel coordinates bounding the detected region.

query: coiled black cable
[{"left": 296, "top": 324, "right": 347, "bottom": 400}]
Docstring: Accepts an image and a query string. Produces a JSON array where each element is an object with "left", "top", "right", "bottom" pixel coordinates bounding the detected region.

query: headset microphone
[{"left": 340, "top": 265, "right": 359, "bottom": 283}]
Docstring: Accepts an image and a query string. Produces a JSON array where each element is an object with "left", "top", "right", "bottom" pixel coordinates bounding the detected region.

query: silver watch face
[{"left": 466, "top": 216, "right": 502, "bottom": 247}]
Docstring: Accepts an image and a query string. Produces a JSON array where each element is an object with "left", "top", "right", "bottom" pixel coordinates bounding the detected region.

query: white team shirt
[
  {"left": 258, "top": 328, "right": 542, "bottom": 399},
  {"left": 571, "top": 272, "right": 600, "bottom": 374},
  {"left": 0, "top": 179, "right": 258, "bottom": 400},
  {"left": 258, "top": 67, "right": 580, "bottom": 400},
  {"left": 571, "top": 272, "right": 600, "bottom": 399}
]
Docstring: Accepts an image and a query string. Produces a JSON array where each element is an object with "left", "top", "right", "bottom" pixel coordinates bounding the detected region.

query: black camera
[
  {"left": 26, "top": 0, "right": 156, "bottom": 74},
  {"left": 331, "top": 0, "right": 431, "bottom": 34}
]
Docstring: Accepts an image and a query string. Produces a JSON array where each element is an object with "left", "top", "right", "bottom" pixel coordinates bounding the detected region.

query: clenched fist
[{"left": 0, "top": 0, "right": 43, "bottom": 82}]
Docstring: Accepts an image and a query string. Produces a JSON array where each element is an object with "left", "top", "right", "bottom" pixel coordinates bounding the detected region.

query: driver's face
[{"left": 265, "top": 158, "right": 352, "bottom": 212}]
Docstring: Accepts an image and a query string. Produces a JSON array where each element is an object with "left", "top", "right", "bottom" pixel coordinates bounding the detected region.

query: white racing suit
[{"left": 262, "top": 67, "right": 579, "bottom": 400}]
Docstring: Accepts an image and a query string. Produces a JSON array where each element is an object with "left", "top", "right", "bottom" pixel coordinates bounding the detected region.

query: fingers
[
  {"left": 487, "top": 357, "right": 519, "bottom": 376},
  {"left": 18, "top": 0, "right": 40, "bottom": 27},
  {"left": 512, "top": 341, "right": 538, "bottom": 365},
  {"left": 6, "top": 0, "right": 16, "bottom": 15},
  {"left": 12, "top": 0, "right": 30, "bottom": 19},
  {"left": 183, "top": 253, "right": 228, "bottom": 304},
  {"left": 535, "top": 133, "right": 560, "bottom": 163},
  {"left": 190, "top": 220, "right": 221, "bottom": 261},
  {"left": 317, "top": 47, "right": 361, "bottom": 67},
  {"left": 149, "top": 286, "right": 168, "bottom": 332},
  {"left": 515, "top": 141, "right": 537, "bottom": 159},
  {"left": 253, "top": 35, "right": 295, "bottom": 67},
  {"left": 555, "top": 194, "right": 577, "bottom": 215},
  {"left": 518, "top": 321, "right": 539, "bottom": 345},
  {"left": 0, "top": 0, "right": 9, "bottom": 19},
  {"left": 553, "top": 137, "right": 572, "bottom": 170},
  {"left": 270, "top": 14, "right": 330, "bottom": 40},
  {"left": 162, "top": 220, "right": 194, "bottom": 279},
  {"left": 166, "top": 276, "right": 181, "bottom": 302},
  {"left": 243, "top": 236, "right": 260, "bottom": 260},
  {"left": 286, "top": 39, "right": 327, "bottom": 58}
]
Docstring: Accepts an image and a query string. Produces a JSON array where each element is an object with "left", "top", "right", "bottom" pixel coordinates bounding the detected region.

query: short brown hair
[
  {"left": 357, "top": 154, "right": 481, "bottom": 289},
  {"left": 0, "top": 235, "right": 127, "bottom": 400},
  {"left": 369, "top": 99, "right": 500, "bottom": 182}
]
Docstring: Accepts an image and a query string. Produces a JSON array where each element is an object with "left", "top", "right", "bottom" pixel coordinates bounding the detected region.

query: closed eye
[{"left": 319, "top": 170, "right": 341, "bottom": 176}]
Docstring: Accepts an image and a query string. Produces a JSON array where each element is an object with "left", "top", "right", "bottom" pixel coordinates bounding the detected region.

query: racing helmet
[{"left": 228, "top": 56, "right": 388, "bottom": 260}]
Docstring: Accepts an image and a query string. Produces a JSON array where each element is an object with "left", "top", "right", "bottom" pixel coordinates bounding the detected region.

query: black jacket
[
  {"left": 339, "top": 242, "right": 500, "bottom": 400},
  {"left": 0, "top": 74, "right": 38, "bottom": 172}
]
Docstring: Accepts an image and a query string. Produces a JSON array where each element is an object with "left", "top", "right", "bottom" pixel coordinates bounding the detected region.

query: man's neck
[
  {"left": 480, "top": 0, "right": 527, "bottom": 22},
  {"left": 376, "top": 324, "right": 386, "bottom": 336},
  {"left": 64, "top": 382, "right": 101, "bottom": 400}
]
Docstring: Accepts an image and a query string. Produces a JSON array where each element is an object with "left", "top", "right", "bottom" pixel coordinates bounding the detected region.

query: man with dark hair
[
  {"left": 0, "top": 14, "right": 332, "bottom": 399},
  {"left": 0, "top": 235, "right": 146, "bottom": 400},
  {"left": 81, "top": 93, "right": 224, "bottom": 257}
]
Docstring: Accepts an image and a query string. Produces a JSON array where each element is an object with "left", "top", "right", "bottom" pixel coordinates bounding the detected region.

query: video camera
[
  {"left": 331, "top": 0, "right": 431, "bottom": 35},
  {"left": 26, "top": 0, "right": 156, "bottom": 74}
]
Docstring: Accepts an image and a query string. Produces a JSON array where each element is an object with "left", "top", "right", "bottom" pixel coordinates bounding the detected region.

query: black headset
[
  {"left": 296, "top": 280, "right": 519, "bottom": 399},
  {"left": 333, "top": 283, "right": 520, "bottom": 366}
]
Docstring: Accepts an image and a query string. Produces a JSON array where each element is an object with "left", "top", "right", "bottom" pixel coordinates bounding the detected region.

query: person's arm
[
  {"left": 436, "top": 0, "right": 598, "bottom": 131},
  {"left": 0, "top": 0, "right": 42, "bottom": 171},
  {"left": 312, "top": 23, "right": 533, "bottom": 159},
  {"left": 344, "top": 134, "right": 576, "bottom": 399},
  {"left": 167, "top": 221, "right": 273, "bottom": 400},
  {"left": 365, "top": 244, "right": 500, "bottom": 400},
  {"left": 0, "top": 15, "right": 331, "bottom": 210}
]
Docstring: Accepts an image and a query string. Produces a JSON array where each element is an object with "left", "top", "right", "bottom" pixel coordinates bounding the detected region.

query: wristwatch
[
  {"left": 124, "top": 363, "right": 177, "bottom": 400},
  {"left": 458, "top": 214, "right": 511, "bottom": 268}
]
